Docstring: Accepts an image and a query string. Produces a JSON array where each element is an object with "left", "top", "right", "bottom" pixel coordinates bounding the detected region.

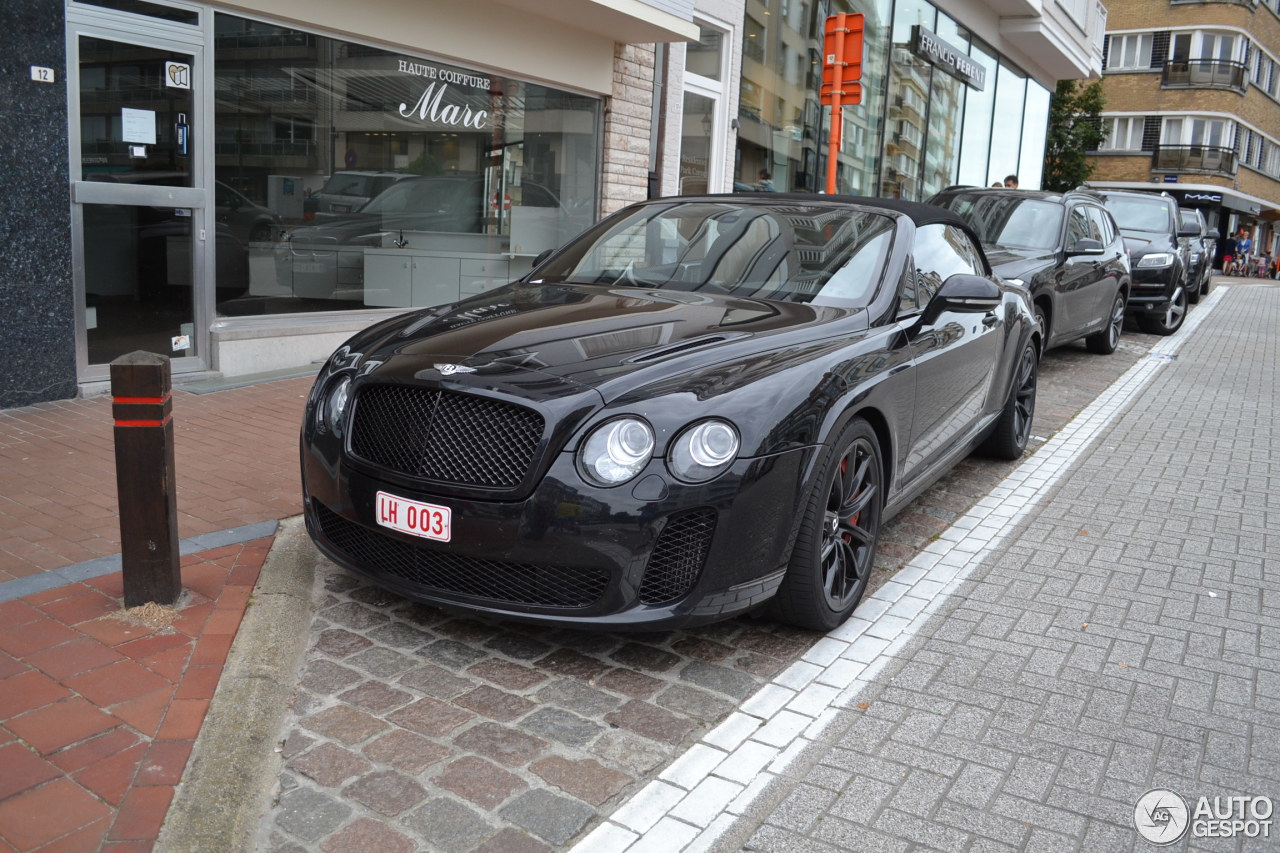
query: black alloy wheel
[
  {"left": 1140, "top": 285, "right": 1187, "bottom": 335},
  {"left": 980, "top": 341, "right": 1038, "bottom": 460},
  {"left": 771, "top": 419, "right": 882, "bottom": 631},
  {"left": 1086, "top": 292, "right": 1126, "bottom": 355}
]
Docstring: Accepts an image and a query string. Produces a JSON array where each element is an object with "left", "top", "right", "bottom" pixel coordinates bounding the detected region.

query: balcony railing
[
  {"left": 1152, "top": 144, "right": 1238, "bottom": 176},
  {"left": 1170, "top": 0, "right": 1256, "bottom": 8},
  {"left": 1161, "top": 59, "right": 1248, "bottom": 91}
]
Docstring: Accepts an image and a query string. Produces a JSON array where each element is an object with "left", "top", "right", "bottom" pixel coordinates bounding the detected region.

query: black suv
[
  {"left": 928, "top": 188, "right": 1130, "bottom": 354},
  {"left": 1088, "top": 189, "right": 1199, "bottom": 335},
  {"left": 1177, "top": 207, "right": 1219, "bottom": 304}
]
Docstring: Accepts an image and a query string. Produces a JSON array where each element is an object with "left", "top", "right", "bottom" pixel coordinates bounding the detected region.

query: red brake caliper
[{"left": 842, "top": 458, "right": 859, "bottom": 533}]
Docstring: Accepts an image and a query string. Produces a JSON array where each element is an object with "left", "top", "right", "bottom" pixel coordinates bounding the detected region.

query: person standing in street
[
  {"left": 1237, "top": 230, "right": 1253, "bottom": 275},
  {"left": 1003, "top": 174, "right": 1019, "bottom": 188}
]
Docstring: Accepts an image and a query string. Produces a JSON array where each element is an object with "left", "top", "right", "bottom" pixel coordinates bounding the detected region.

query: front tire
[
  {"left": 980, "top": 341, "right": 1038, "bottom": 460},
  {"left": 771, "top": 419, "right": 883, "bottom": 631},
  {"left": 1138, "top": 285, "right": 1187, "bottom": 335},
  {"left": 1085, "top": 292, "right": 1125, "bottom": 355}
]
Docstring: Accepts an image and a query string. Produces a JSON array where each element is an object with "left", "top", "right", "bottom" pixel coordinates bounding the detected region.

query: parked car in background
[
  {"left": 1177, "top": 207, "right": 1219, "bottom": 303},
  {"left": 278, "top": 175, "right": 561, "bottom": 300},
  {"left": 214, "top": 181, "right": 282, "bottom": 245},
  {"left": 1088, "top": 189, "right": 1198, "bottom": 335},
  {"left": 300, "top": 193, "right": 1042, "bottom": 632},
  {"left": 928, "top": 187, "right": 1130, "bottom": 355},
  {"left": 307, "top": 170, "right": 415, "bottom": 218}
]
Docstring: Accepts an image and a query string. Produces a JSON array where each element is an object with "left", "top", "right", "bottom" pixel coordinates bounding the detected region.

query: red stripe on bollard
[{"left": 113, "top": 394, "right": 171, "bottom": 405}]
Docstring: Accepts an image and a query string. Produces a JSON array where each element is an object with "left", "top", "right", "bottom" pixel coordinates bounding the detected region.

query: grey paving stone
[
  {"left": 498, "top": 789, "right": 595, "bottom": 846},
  {"left": 679, "top": 660, "right": 761, "bottom": 700},
  {"left": 420, "top": 637, "right": 489, "bottom": 669},
  {"left": 403, "top": 797, "right": 497, "bottom": 850},
  {"left": 342, "top": 769, "right": 428, "bottom": 816},
  {"left": 534, "top": 679, "right": 624, "bottom": 716},
  {"left": 654, "top": 683, "right": 736, "bottom": 723},
  {"left": 345, "top": 645, "right": 414, "bottom": 676},
  {"left": 273, "top": 787, "right": 352, "bottom": 843},
  {"left": 321, "top": 601, "right": 390, "bottom": 631},
  {"left": 520, "top": 707, "right": 604, "bottom": 748}
]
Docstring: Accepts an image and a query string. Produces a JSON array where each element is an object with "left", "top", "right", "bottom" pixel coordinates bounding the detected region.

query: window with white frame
[
  {"left": 1161, "top": 116, "right": 1230, "bottom": 148},
  {"left": 1101, "top": 116, "right": 1145, "bottom": 150},
  {"left": 1108, "top": 33, "right": 1153, "bottom": 69},
  {"left": 1170, "top": 30, "right": 1241, "bottom": 62}
]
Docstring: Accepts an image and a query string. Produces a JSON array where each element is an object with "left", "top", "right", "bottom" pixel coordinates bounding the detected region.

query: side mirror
[
  {"left": 923, "top": 273, "right": 1001, "bottom": 324},
  {"left": 1177, "top": 225, "right": 1201, "bottom": 238},
  {"left": 531, "top": 248, "right": 554, "bottom": 268},
  {"left": 1067, "top": 238, "right": 1105, "bottom": 256},
  {"left": 1207, "top": 229, "right": 1221, "bottom": 240}
]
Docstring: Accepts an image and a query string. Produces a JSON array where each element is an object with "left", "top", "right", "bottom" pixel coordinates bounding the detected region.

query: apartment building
[{"left": 1087, "top": 0, "right": 1280, "bottom": 262}]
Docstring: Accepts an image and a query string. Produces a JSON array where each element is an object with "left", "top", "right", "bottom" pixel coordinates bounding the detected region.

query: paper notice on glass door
[{"left": 122, "top": 108, "right": 157, "bottom": 144}]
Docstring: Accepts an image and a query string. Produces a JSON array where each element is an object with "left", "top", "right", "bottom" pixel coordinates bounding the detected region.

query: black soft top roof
[{"left": 678, "top": 191, "right": 975, "bottom": 232}]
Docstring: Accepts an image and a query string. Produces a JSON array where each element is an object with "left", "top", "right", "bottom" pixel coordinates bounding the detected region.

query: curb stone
[{"left": 158, "top": 517, "right": 318, "bottom": 853}]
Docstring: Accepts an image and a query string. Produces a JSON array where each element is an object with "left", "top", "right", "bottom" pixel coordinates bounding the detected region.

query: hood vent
[{"left": 626, "top": 334, "right": 736, "bottom": 364}]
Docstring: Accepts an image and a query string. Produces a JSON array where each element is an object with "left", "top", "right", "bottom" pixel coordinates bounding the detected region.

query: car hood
[
  {"left": 287, "top": 211, "right": 472, "bottom": 245},
  {"left": 345, "top": 282, "right": 866, "bottom": 404},
  {"left": 982, "top": 246, "right": 1056, "bottom": 281},
  {"left": 1119, "top": 229, "right": 1174, "bottom": 257}
]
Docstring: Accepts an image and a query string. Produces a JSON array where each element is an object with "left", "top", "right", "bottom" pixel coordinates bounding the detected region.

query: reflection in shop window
[{"left": 211, "top": 13, "right": 599, "bottom": 318}]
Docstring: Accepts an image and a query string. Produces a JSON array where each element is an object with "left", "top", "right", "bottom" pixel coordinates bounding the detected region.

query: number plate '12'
[{"left": 376, "top": 491, "right": 452, "bottom": 542}]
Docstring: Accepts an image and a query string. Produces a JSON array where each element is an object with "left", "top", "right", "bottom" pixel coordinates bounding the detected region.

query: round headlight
[
  {"left": 669, "top": 420, "right": 739, "bottom": 483},
  {"left": 579, "top": 418, "right": 654, "bottom": 486},
  {"left": 324, "top": 376, "right": 352, "bottom": 435}
]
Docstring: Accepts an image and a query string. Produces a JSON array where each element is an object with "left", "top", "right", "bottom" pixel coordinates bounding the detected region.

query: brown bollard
[{"left": 110, "top": 351, "right": 181, "bottom": 607}]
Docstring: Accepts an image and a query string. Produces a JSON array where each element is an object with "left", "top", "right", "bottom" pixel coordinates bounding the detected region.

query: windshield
[
  {"left": 532, "top": 201, "right": 895, "bottom": 306},
  {"left": 361, "top": 178, "right": 478, "bottom": 216},
  {"left": 932, "top": 193, "right": 1063, "bottom": 251},
  {"left": 1102, "top": 197, "right": 1173, "bottom": 233}
]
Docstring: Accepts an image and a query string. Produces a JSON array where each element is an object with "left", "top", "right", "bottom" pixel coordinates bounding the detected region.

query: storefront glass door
[{"left": 70, "top": 20, "right": 208, "bottom": 376}]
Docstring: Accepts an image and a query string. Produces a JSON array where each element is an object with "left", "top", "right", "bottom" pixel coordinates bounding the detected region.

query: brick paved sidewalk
[
  {"left": 694, "top": 283, "right": 1280, "bottom": 851},
  {"left": 0, "top": 373, "right": 311, "bottom": 852},
  {"left": 0, "top": 538, "right": 268, "bottom": 852},
  {"left": 0, "top": 377, "right": 311, "bottom": 583}
]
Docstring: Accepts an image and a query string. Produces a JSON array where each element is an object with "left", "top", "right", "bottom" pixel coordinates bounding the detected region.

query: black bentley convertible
[{"left": 300, "top": 194, "right": 1041, "bottom": 631}]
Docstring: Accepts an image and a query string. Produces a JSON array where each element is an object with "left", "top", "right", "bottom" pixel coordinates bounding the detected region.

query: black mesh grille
[
  {"left": 350, "top": 384, "right": 544, "bottom": 488},
  {"left": 638, "top": 509, "right": 717, "bottom": 605},
  {"left": 315, "top": 503, "right": 607, "bottom": 608}
]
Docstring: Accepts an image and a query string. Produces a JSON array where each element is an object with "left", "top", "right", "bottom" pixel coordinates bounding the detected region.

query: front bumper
[
  {"left": 1126, "top": 265, "right": 1180, "bottom": 316},
  {"left": 301, "top": 442, "right": 815, "bottom": 630}
]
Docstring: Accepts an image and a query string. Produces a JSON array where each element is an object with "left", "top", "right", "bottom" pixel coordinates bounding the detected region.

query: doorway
[{"left": 69, "top": 4, "right": 210, "bottom": 381}]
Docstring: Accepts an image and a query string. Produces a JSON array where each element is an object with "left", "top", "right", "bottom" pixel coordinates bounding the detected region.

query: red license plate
[{"left": 375, "top": 491, "right": 451, "bottom": 542}]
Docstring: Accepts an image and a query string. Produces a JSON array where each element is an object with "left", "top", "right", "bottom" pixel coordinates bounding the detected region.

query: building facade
[
  {"left": 1086, "top": 0, "right": 1280, "bottom": 264},
  {"left": 1, "top": 0, "right": 1101, "bottom": 408}
]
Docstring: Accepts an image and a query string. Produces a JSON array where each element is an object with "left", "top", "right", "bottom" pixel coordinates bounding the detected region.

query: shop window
[{"left": 211, "top": 13, "right": 599, "bottom": 318}]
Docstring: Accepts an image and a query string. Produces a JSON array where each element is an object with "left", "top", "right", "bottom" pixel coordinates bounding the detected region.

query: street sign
[
  {"left": 820, "top": 13, "right": 864, "bottom": 106},
  {"left": 821, "top": 13, "right": 864, "bottom": 194}
]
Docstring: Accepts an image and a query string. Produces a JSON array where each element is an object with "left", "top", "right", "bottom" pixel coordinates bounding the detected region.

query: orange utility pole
[{"left": 820, "top": 13, "right": 864, "bottom": 195}]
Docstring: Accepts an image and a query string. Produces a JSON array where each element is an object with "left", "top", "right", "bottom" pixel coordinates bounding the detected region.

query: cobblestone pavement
[
  {"left": 678, "top": 282, "right": 1278, "bottom": 853},
  {"left": 256, "top": 302, "right": 1186, "bottom": 850}
]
